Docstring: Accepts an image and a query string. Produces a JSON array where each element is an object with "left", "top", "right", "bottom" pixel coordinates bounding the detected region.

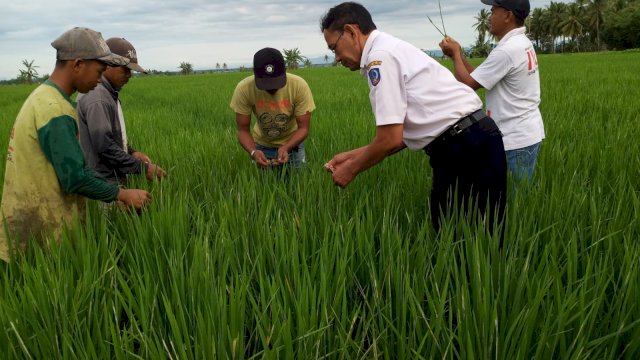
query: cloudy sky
[{"left": 1, "top": 0, "right": 565, "bottom": 80}]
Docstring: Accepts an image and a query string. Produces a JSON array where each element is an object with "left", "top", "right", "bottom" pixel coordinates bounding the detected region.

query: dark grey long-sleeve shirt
[{"left": 77, "top": 76, "right": 142, "bottom": 185}]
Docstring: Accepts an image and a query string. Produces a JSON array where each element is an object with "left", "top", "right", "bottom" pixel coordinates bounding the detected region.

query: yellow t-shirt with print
[{"left": 230, "top": 73, "right": 315, "bottom": 148}]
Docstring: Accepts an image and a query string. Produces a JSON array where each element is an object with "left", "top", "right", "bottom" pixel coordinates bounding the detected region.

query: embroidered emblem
[
  {"left": 366, "top": 60, "right": 382, "bottom": 70},
  {"left": 369, "top": 68, "right": 381, "bottom": 86},
  {"left": 265, "top": 64, "right": 274, "bottom": 74}
]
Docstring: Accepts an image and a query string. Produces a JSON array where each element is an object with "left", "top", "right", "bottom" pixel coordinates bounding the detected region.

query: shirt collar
[
  {"left": 498, "top": 27, "right": 526, "bottom": 45},
  {"left": 360, "top": 29, "right": 380, "bottom": 71},
  {"left": 99, "top": 75, "right": 119, "bottom": 100},
  {"left": 44, "top": 79, "right": 76, "bottom": 108}
]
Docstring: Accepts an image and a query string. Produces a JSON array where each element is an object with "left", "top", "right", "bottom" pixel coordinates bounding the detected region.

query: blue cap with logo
[{"left": 253, "top": 47, "right": 286, "bottom": 91}]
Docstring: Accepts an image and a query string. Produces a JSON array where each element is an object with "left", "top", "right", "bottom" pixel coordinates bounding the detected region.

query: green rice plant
[{"left": 0, "top": 52, "right": 638, "bottom": 359}]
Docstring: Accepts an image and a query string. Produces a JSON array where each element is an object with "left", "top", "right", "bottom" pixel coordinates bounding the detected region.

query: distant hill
[
  {"left": 306, "top": 49, "right": 446, "bottom": 66},
  {"left": 424, "top": 49, "right": 444, "bottom": 58}
]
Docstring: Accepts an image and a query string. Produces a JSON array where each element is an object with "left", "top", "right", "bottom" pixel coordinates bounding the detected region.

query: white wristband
[{"left": 250, "top": 150, "right": 256, "bottom": 159}]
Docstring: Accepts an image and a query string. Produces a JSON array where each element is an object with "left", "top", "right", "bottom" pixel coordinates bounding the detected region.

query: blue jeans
[
  {"left": 506, "top": 142, "right": 541, "bottom": 182},
  {"left": 255, "top": 142, "right": 306, "bottom": 170}
]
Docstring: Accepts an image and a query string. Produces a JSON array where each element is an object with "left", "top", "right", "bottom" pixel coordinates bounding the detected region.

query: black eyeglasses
[{"left": 328, "top": 31, "right": 344, "bottom": 54}]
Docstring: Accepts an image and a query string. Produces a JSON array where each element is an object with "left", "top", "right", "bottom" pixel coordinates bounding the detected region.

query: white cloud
[{"left": 0, "top": 0, "right": 571, "bottom": 80}]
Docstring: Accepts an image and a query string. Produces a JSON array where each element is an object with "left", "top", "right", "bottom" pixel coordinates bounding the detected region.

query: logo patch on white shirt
[{"left": 369, "top": 68, "right": 381, "bottom": 86}]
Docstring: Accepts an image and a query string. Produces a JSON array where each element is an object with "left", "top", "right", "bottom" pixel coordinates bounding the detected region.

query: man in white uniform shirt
[
  {"left": 321, "top": 2, "right": 507, "bottom": 233},
  {"left": 440, "top": 0, "right": 545, "bottom": 182}
]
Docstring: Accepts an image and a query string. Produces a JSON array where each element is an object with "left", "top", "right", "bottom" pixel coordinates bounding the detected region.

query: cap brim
[
  {"left": 481, "top": 0, "right": 499, "bottom": 6},
  {"left": 126, "top": 62, "right": 147, "bottom": 74},
  {"left": 97, "top": 53, "right": 129, "bottom": 67},
  {"left": 255, "top": 74, "right": 286, "bottom": 90}
]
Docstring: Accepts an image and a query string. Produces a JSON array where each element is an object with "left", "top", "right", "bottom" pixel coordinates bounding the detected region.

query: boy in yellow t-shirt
[{"left": 230, "top": 48, "right": 315, "bottom": 170}]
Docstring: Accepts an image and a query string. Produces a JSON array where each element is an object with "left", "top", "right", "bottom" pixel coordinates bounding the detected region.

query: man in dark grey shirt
[{"left": 78, "top": 37, "right": 166, "bottom": 185}]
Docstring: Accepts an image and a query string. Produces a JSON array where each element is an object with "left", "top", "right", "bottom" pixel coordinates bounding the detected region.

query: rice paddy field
[{"left": 0, "top": 51, "right": 639, "bottom": 359}]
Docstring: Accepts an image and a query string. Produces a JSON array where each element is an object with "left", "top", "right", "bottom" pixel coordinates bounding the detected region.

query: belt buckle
[{"left": 451, "top": 122, "right": 464, "bottom": 135}]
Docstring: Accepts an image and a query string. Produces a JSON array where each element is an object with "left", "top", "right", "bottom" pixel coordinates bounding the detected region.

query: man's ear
[
  {"left": 343, "top": 23, "right": 362, "bottom": 38},
  {"left": 71, "top": 59, "right": 84, "bottom": 71}
]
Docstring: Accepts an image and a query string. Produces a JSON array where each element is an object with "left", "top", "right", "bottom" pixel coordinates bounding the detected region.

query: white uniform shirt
[
  {"left": 471, "top": 27, "right": 545, "bottom": 151},
  {"left": 361, "top": 30, "right": 483, "bottom": 150}
]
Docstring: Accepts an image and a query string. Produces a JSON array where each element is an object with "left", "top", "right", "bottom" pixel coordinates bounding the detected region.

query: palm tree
[
  {"left": 527, "top": 8, "right": 547, "bottom": 51},
  {"left": 324, "top": 54, "right": 329, "bottom": 64},
  {"left": 216, "top": 63, "right": 220, "bottom": 69},
  {"left": 561, "top": 3, "right": 584, "bottom": 51},
  {"left": 470, "top": 38, "right": 492, "bottom": 58},
  {"left": 282, "top": 48, "right": 304, "bottom": 70},
  {"left": 223, "top": 63, "right": 228, "bottom": 70},
  {"left": 586, "top": 0, "right": 608, "bottom": 50},
  {"left": 473, "top": 9, "right": 491, "bottom": 44},
  {"left": 304, "top": 58, "right": 313, "bottom": 68},
  {"left": 19, "top": 59, "right": 39, "bottom": 84},
  {"left": 546, "top": 1, "right": 567, "bottom": 53},
  {"left": 178, "top": 62, "right": 193, "bottom": 75}
]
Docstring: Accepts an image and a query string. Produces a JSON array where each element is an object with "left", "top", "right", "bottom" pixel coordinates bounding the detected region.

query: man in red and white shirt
[{"left": 440, "top": 0, "right": 545, "bottom": 182}]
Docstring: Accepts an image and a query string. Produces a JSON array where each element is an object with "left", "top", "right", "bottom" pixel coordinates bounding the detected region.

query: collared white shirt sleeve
[
  {"left": 470, "top": 49, "right": 512, "bottom": 90},
  {"left": 366, "top": 50, "right": 407, "bottom": 126}
]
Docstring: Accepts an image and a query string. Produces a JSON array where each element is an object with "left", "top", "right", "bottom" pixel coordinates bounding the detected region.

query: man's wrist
[{"left": 250, "top": 149, "right": 256, "bottom": 159}]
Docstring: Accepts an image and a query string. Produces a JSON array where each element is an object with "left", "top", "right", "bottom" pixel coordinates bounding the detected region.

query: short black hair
[
  {"left": 55, "top": 59, "right": 68, "bottom": 68},
  {"left": 514, "top": 16, "right": 525, "bottom": 27},
  {"left": 320, "top": 2, "right": 377, "bottom": 35}
]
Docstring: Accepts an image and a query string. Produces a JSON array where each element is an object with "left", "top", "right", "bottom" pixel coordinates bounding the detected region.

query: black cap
[
  {"left": 253, "top": 48, "right": 286, "bottom": 90},
  {"left": 481, "top": 0, "right": 530, "bottom": 20}
]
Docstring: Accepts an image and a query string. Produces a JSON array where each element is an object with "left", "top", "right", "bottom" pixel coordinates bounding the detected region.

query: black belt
[{"left": 424, "top": 109, "right": 488, "bottom": 155}]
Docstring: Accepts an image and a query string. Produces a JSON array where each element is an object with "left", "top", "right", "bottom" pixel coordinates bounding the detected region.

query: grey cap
[
  {"left": 51, "top": 27, "right": 129, "bottom": 66},
  {"left": 106, "top": 37, "right": 146, "bottom": 73}
]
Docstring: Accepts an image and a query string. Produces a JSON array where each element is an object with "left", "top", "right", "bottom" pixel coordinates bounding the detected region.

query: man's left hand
[
  {"left": 273, "top": 147, "right": 289, "bottom": 166},
  {"left": 146, "top": 163, "right": 167, "bottom": 181},
  {"left": 132, "top": 151, "right": 152, "bottom": 164},
  {"left": 331, "top": 160, "right": 357, "bottom": 188}
]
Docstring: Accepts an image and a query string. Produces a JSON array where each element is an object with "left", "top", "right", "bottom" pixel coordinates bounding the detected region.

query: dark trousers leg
[{"left": 428, "top": 119, "right": 507, "bottom": 236}]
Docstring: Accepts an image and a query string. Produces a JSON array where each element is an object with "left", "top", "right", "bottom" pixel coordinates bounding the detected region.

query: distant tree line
[
  {"left": 469, "top": 0, "right": 640, "bottom": 57},
  {"left": 526, "top": 0, "right": 640, "bottom": 52}
]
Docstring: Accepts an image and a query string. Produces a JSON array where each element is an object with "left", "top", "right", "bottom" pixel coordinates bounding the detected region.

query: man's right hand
[
  {"left": 145, "top": 163, "right": 167, "bottom": 181},
  {"left": 439, "top": 36, "right": 462, "bottom": 58},
  {"left": 117, "top": 189, "right": 152, "bottom": 211},
  {"left": 324, "top": 150, "right": 357, "bottom": 172},
  {"left": 251, "top": 150, "right": 270, "bottom": 169}
]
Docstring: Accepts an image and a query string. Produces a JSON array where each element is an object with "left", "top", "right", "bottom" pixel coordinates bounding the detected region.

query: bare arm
[
  {"left": 235, "top": 113, "right": 269, "bottom": 168},
  {"left": 327, "top": 124, "right": 406, "bottom": 188},
  {"left": 439, "top": 36, "right": 483, "bottom": 90}
]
